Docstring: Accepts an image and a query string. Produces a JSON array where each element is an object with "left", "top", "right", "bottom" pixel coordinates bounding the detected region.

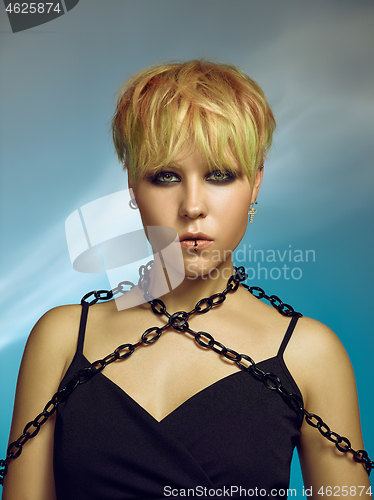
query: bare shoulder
[
  {"left": 289, "top": 316, "right": 349, "bottom": 362},
  {"left": 284, "top": 316, "right": 354, "bottom": 406},
  {"left": 32, "top": 302, "right": 83, "bottom": 332},
  {"left": 24, "top": 304, "right": 83, "bottom": 379},
  {"left": 13, "top": 304, "right": 84, "bottom": 415},
  {"left": 14, "top": 303, "right": 84, "bottom": 408}
]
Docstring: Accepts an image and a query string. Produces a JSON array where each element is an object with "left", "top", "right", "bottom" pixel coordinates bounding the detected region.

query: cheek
[
  {"left": 230, "top": 207, "right": 248, "bottom": 237},
  {"left": 135, "top": 187, "right": 158, "bottom": 223},
  {"left": 138, "top": 198, "right": 173, "bottom": 226},
  {"left": 220, "top": 194, "right": 250, "bottom": 242},
  {"left": 219, "top": 190, "right": 250, "bottom": 223}
]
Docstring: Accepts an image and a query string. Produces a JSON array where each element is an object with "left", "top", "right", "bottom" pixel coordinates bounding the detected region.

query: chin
[{"left": 183, "top": 261, "right": 231, "bottom": 281}]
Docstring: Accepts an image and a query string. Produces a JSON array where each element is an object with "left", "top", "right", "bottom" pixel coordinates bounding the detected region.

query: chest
[{"left": 83, "top": 306, "right": 291, "bottom": 421}]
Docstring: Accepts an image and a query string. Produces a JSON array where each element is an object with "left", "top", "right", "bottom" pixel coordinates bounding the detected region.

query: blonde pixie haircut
[{"left": 112, "top": 60, "right": 275, "bottom": 184}]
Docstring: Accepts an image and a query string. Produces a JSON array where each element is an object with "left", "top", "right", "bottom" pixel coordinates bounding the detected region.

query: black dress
[{"left": 53, "top": 308, "right": 303, "bottom": 500}]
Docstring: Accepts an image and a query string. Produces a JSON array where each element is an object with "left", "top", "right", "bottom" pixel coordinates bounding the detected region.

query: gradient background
[{"left": 0, "top": 0, "right": 373, "bottom": 495}]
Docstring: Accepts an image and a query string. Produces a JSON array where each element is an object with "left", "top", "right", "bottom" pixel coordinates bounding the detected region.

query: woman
[{"left": 2, "top": 60, "right": 372, "bottom": 499}]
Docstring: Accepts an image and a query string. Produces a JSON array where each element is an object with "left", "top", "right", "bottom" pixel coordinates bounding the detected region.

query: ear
[
  {"left": 251, "top": 166, "right": 263, "bottom": 203},
  {"left": 127, "top": 169, "right": 134, "bottom": 190},
  {"left": 127, "top": 170, "right": 137, "bottom": 204},
  {"left": 127, "top": 168, "right": 138, "bottom": 199}
]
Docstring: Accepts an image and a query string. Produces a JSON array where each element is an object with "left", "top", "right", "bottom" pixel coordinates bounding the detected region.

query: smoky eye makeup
[
  {"left": 145, "top": 165, "right": 241, "bottom": 185},
  {"left": 147, "top": 171, "right": 181, "bottom": 184},
  {"left": 206, "top": 169, "right": 240, "bottom": 183}
]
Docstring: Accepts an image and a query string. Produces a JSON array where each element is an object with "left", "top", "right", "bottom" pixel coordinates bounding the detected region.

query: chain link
[
  {"left": 241, "top": 284, "right": 302, "bottom": 317},
  {"left": 1, "top": 265, "right": 372, "bottom": 485}
]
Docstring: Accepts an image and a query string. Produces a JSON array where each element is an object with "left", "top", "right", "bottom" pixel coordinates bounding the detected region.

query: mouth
[{"left": 178, "top": 232, "right": 214, "bottom": 251}]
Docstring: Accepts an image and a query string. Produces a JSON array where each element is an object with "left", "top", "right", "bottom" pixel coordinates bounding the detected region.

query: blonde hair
[{"left": 111, "top": 60, "right": 275, "bottom": 184}]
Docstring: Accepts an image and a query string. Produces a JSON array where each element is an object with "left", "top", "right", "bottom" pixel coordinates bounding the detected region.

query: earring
[
  {"left": 248, "top": 200, "right": 258, "bottom": 223},
  {"left": 129, "top": 198, "right": 138, "bottom": 210}
]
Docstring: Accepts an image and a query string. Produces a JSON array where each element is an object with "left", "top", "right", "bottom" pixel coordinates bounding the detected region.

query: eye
[
  {"left": 206, "top": 170, "right": 236, "bottom": 183},
  {"left": 150, "top": 172, "right": 181, "bottom": 185}
]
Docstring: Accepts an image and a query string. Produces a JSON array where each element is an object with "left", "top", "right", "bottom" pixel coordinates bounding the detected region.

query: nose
[{"left": 178, "top": 179, "right": 208, "bottom": 219}]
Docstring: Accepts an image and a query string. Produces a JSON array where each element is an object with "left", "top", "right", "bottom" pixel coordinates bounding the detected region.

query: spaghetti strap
[
  {"left": 277, "top": 315, "right": 299, "bottom": 357},
  {"left": 77, "top": 302, "right": 89, "bottom": 354}
]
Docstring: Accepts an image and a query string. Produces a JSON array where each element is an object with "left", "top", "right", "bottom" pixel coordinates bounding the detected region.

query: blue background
[{"left": 0, "top": 0, "right": 373, "bottom": 495}]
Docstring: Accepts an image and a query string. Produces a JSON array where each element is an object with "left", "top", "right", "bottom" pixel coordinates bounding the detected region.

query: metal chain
[
  {"left": 0, "top": 264, "right": 240, "bottom": 483},
  {"left": 241, "top": 284, "right": 303, "bottom": 318},
  {"left": 1, "top": 266, "right": 372, "bottom": 485}
]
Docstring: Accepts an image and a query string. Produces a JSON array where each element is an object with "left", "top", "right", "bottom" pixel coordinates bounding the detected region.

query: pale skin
[{"left": 2, "top": 149, "right": 371, "bottom": 499}]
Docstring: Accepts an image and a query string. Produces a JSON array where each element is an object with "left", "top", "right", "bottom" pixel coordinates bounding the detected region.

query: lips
[
  {"left": 179, "top": 232, "right": 213, "bottom": 242},
  {"left": 178, "top": 232, "right": 214, "bottom": 251}
]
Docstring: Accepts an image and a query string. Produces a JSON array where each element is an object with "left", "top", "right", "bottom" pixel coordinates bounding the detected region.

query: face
[{"left": 129, "top": 149, "right": 263, "bottom": 278}]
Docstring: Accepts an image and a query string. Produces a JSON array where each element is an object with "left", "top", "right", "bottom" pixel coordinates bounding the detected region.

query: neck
[{"left": 147, "top": 260, "right": 236, "bottom": 312}]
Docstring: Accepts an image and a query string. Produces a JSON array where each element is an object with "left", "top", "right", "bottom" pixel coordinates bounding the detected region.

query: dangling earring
[
  {"left": 129, "top": 198, "right": 138, "bottom": 210},
  {"left": 248, "top": 200, "right": 258, "bottom": 223}
]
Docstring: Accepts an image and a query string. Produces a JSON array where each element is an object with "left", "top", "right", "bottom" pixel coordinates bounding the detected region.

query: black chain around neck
[{"left": 0, "top": 266, "right": 372, "bottom": 485}]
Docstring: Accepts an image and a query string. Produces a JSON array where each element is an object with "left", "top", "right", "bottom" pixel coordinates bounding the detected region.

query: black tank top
[{"left": 53, "top": 307, "right": 303, "bottom": 500}]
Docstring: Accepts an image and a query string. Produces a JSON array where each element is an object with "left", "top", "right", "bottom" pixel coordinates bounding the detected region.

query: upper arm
[
  {"left": 2, "top": 305, "right": 81, "bottom": 500},
  {"left": 290, "top": 318, "right": 372, "bottom": 498}
]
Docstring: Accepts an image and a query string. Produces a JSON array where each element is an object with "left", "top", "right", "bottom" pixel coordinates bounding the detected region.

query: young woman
[{"left": 2, "top": 60, "right": 372, "bottom": 499}]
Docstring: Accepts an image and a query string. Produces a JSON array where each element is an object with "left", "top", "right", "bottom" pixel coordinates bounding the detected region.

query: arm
[
  {"left": 2, "top": 305, "right": 81, "bottom": 500},
  {"left": 291, "top": 318, "right": 372, "bottom": 498}
]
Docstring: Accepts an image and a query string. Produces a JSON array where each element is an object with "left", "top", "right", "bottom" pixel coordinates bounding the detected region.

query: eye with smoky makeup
[{"left": 148, "top": 169, "right": 240, "bottom": 185}]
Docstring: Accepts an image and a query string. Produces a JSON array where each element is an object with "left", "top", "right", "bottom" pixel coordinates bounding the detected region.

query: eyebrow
[
  {"left": 159, "top": 162, "right": 183, "bottom": 169},
  {"left": 156, "top": 161, "right": 242, "bottom": 171}
]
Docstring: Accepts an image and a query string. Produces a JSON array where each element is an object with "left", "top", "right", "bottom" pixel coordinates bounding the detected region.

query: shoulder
[
  {"left": 27, "top": 304, "right": 82, "bottom": 346},
  {"left": 291, "top": 316, "right": 351, "bottom": 368},
  {"left": 285, "top": 316, "right": 355, "bottom": 407},
  {"left": 23, "top": 304, "right": 83, "bottom": 382},
  {"left": 291, "top": 316, "right": 348, "bottom": 359},
  {"left": 11, "top": 303, "right": 84, "bottom": 434}
]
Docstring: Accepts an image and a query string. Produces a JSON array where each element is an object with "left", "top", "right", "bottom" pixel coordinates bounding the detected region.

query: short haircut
[{"left": 111, "top": 60, "right": 275, "bottom": 184}]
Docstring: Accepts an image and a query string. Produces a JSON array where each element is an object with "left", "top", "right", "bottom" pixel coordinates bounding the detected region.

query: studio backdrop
[{"left": 0, "top": 0, "right": 373, "bottom": 495}]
